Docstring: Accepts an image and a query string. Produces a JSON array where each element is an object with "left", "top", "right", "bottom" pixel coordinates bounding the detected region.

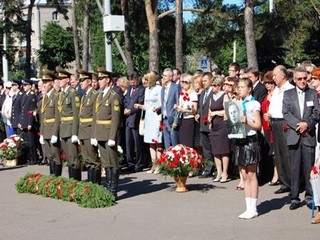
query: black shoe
[
  {"left": 134, "top": 166, "right": 144, "bottom": 172},
  {"left": 274, "top": 187, "right": 290, "bottom": 194},
  {"left": 289, "top": 202, "right": 300, "bottom": 210},
  {"left": 301, "top": 200, "right": 313, "bottom": 210},
  {"left": 121, "top": 165, "right": 135, "bottom": 174},
  {"left": 198, "top": 170, "right": 211, "bottom": 178}
]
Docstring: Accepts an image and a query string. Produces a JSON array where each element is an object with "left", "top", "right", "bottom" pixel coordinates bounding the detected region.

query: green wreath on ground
[{"left": 16, "top": 173, "right": 115, "bottom": 208}]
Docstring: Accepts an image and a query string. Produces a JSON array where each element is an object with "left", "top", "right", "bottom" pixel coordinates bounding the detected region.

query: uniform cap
[
  {"left": 55, "top": 66, "right": 72, "bottom": 79},
  {"left": 42, "top": 69, "right": 56, "bottom": 81},
  {"left": 4, "top": 81, "right": 12, "bottom": 88},
  {"left": 12, "top": 79, "right": 22, "bottom": 85},
  {"left": 77, "top": 69, "right": 92, "bottom": 80},
  {"left": 96, "top": 67, "right": 112, "bottom": 79},
  {"left": 311, "top": 67, "right": 320, "bottom": 79},
  {"left": 22, "top": 79, "right": 34, "bottom": 85}
]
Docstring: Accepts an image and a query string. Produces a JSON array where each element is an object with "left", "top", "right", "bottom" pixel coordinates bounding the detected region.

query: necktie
[
  {"left": 298, "top": 90, "right": 304, "bottom": 118},
  {"left": 203, "top": 91, "right": 208, "bottom": 104}
]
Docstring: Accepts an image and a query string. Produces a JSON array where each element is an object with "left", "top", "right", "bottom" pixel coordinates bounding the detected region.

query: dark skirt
[
  {"left": 193, "top": 121, "right": 201, "bottom": 147},
  {"left": 233, "top": 134, "right": 260, "bottom": 166},
  {"left": 179, "top": 118, "right": 195, "bottom": 147}
]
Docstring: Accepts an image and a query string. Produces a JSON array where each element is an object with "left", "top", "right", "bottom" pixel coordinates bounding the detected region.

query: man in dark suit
[
  {"left": 77, "top": 69, "right": 99, "bottom": 184},
  {"left": 123, "top": 71, "right": 145, "bottom": 172},
  {"left": 283, "top": 66, "right": 319, "bottom": 210},
  {"left": 160, "top": 68, "right": 179, "bottom": 149},
  {"left": 18, "top": 79, "right": 39, "bottom": 165},
  {"left": 245, "top": 68, "right": 267, "bottom": 103},
  {"left": 56, "top": 66, "right": 81, "bottom": 180},
  {"left": 92, "top": 68, "right": 121, "bottom": 199},
  {"left": 195, "top": 72, "right": 214, "bottom": 178}
]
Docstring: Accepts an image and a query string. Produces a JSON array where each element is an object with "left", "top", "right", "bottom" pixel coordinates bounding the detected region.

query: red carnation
[
  {"left": 282, "top": 123, "right": 288, "bottom": 132},
  {"left": 203, "top": 115, "right": 208, "bottom": 125},
  {"left": 312, "top": 166, "right": 319, "bottom": 174},
  {"left": 151, "top": 139, "right": 158, "bottom": 144},
  {"left": 317, "top": 91, "right": 320, "bottom": 98},
  {"left": 27, "top": 110, "right": 33, "bottom": 115},
  {"left": 180, "top": 91, "right": 184, "bottom": 96},
  {"left": 159, "top": 122, "right": 166, "bottom": 131}
]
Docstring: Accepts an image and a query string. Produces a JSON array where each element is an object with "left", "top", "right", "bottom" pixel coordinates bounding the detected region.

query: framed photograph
[{"left": 224, "top": 101, "right": 246, "bottom": 139}]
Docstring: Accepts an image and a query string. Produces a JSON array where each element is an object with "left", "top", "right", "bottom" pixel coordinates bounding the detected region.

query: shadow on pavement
[{"left": 258, "top": 195, "right": 290, "bottom": 216}]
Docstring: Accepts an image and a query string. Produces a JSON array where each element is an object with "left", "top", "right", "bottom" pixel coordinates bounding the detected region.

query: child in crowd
[{"left": 233, "top": 78, "right": 261, "bottom": 219}]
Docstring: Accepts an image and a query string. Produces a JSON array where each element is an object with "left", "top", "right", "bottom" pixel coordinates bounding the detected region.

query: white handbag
[{"left": 139, "top": 110, "right": 145, "bottom": 136}]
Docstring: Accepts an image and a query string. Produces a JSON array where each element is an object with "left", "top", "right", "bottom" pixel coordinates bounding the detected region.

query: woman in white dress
[{"left": 134, "top": 71, "right": 162, "bottom": 173}]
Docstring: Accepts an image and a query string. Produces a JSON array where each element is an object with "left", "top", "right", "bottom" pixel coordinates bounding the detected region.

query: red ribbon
[
  {"left": 57, "top": 180, "right": 63, "bottom": 198},
  {"left": 45, "top": 178, "right": 55, "bottom": 197},
  {"left": 69, "top": 181, "right": 78, "bottom": 202}
]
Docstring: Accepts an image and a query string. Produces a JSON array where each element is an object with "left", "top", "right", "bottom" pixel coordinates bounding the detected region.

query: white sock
[{"left": 251, "top": 198, "right": 258, "bottom": 212}]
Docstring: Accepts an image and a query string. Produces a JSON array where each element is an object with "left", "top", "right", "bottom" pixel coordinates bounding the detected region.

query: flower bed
[{"left": 16, "top": 173, "right": 115, "bottom": 208}]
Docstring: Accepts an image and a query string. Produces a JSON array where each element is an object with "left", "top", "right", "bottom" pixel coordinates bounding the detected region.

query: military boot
[
  {"left": 72, "top": 167, "right": 82, "bottom": 181},
  {"left": 49, "top": 161, "right": 55, "bottom": 175},
  {"left": 92, "top": 167, "right": 101, "bottom": 185},
  {"left": 54, "top": 164, "right": 62, "bottom": 177},
  {"left": 110, "top": 168, "right": 120, "bottom": 200},
  {"left": 87, "top": 167, "right": 93, "bottom": 182},
  {"left": 105, "top": 167, "right": 112, "bottom": 190}
]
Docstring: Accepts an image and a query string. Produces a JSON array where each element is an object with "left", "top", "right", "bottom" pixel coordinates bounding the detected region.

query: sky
[{"left": 223, "top": 0, "right": 243, "bottom": 6}]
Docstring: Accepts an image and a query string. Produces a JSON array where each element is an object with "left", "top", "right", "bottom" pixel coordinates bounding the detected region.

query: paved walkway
[{"left": 0, "top": 165, "right": 318, "bottom": 240}]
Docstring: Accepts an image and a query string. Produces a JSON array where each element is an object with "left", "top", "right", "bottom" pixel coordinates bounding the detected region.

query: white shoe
[
  {"left": 147, "top": 169, "right": 154, "bottom": 174},
  {"left": 239, "top": 210, "right": 258, "bottom": 219}
]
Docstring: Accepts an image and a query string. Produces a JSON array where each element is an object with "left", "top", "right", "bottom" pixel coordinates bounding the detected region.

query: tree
[
  {"left": 70, "top": 0, "right": 81, "bottom": 69},
  {"left": 25, "top": 0, "right": 35, "bottom": 78},
  {"left": 175, "top": 0, "right": 183, "bottom": 71},
  {"left": 244, "top": 0, "right": 258, "bottom": 70},
  {"left": 145, "top": 0, "right": 159, "bottom": 73},
  {"left": 37, "top": 22, "right": 75, "bottom": 69}
]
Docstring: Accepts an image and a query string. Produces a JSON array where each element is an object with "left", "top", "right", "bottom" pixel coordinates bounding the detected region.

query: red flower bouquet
[
  {"left": 0, "top": 134, "right": 24, "bottom": 161},
  {"left": 156, "top": 144, "right": 203, "bottom": 177}
]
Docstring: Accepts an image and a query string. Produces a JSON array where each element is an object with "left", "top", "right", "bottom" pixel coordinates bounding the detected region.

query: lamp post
[{"left": 1, "top": 4, "right": 8, "bottom": 82}]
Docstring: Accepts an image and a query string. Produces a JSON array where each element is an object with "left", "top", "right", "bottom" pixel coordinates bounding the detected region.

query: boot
[
  {"left": 49, "top": 161, "right": 55, "bottom": 175},
  {"left": 92, "top": 167, "right": 101, "bottom": 185},
  {"left": 87, "top": 167, "right": 92, "bottom": 182},
  {"left": 68, "top": 166, "right": 72, "bottom": 179},
  {"left": 72, "top": 167, "right": 82, "bottom": 181},
  {"left": 54, "top": 164, "right": 62, "bottom": 177},
  {"left": 110, "top": 168, "right": 120, "bottom": 200},
  {"left": 105, "top": 167, "right": 112, "bottom": 190}
]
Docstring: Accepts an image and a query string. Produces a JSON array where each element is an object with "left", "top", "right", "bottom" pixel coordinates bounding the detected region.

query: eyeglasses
[
  {"left": 311, "top": 77, "right": 319, "bottom": 81},
  {"left": 295, "top": 77, "right": 308, "bottom": 81},
  {"left": 181, "top": 81, "right": 190, "bottom": 84},
  {"left": 223, "top": 83, "right": 234, "bottom": 87}
]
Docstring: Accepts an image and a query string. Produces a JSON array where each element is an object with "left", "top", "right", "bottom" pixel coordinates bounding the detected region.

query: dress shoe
[
  {"left": 134, "top": 167, "right": 143, "bottom": 173},
  {"left": 198, "top": 170, "right": 211, "bottom": 178},
  {"left": 311, "top": 212, "right": 320, "bottom": 224},
  {"left": 289, "top": 202, "right": 300, "bottom": 210},
  {"left": 268, "top": 180, "right": 280, "bottom": 186},
  {"left": 212, "top": 176, "right": 221, "bottom": 182},
  {"left": 121, "top": 165, "right": 135, "bottom": 174},
  {"left": 274, "top": 187, "right": 290, "bottom": 194},
  {"left": 301, "top": 200, "right": 313, "bottom": 210}
]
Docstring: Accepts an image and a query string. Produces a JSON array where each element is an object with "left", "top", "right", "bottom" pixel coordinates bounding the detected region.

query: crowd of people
[{"left": 1, "top": 61, "right": 320, "bottom": 222}]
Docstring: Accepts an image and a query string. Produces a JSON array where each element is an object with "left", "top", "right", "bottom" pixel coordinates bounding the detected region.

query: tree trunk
[
  {"left": 175, "top": 0, "right": 183, "bottom": 71},
  {"left": 145, "top": 0, "right": 159, "bottom": 73},
  {"left": 71, "top": 0, "right": 81, "bottom": 69},
  {"left": 82, "top": 0, "right": 90, "bottom": 71},
  {"left": 121, "top": 0, "right": 134, "bottom": 74},
  {"left": 244, "top": 0, "right": 258, "bottom": 70},
  {"left": 25, "top": 0, "right": 35, "bottom": 79}
]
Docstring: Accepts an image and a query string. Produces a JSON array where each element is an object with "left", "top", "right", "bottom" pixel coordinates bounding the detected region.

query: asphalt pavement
[{"left": 0, "top": 165, "right": 318, "bottom": 240}]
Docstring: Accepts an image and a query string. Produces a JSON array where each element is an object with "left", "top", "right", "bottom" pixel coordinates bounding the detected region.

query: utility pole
[
  {"left": 104, "top": 0, "right": 112, "bottom": 72},
  {"left": 269, "top": 0, "right": 274, "bottom": 13},
  {"left": 1, "top": 4, "right": 8, "bottom": 82}
]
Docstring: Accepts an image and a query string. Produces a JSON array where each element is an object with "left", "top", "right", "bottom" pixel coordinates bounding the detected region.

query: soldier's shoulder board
[
  {"left": 70, "top": 88, "right": 75, "bottom": 93},
  {"left": 75, "top": 96, "right": 80, "bottom": 102}
]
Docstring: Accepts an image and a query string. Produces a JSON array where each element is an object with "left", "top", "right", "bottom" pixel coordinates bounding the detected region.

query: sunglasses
[
  {"left": 212, "top": 84, "right": 220, "bottom": 87},
  {"left": 181, "top": 81, "right": 190, "bottom": 84},
  {"left": 311, "top": 77, "right": 319, "bottom": 81},
  {"left": 79, "top": 78, "right": 89, "bottom": 82},
  {"left": 295, "top": 77, "right": 308, "bottom": 81}
]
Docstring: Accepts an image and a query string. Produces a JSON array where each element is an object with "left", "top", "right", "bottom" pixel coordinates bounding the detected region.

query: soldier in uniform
[
  {"left": 39, "top": 69, "right": 62, "bottom": 175},
  {"left": 56, "top": 66, "right": 81, "bottom": 180},
  {"left": 92, "top": 68, "right": 121, "bottom": 199},
  {"left": 77, "top": 69, "right": 100, "bottom": 184},
  {"left": 18, "top": 79, "right": 39, "bottom": 165},
  {"left": 11, "top": 79, "right": 23, "bottom": 135}
]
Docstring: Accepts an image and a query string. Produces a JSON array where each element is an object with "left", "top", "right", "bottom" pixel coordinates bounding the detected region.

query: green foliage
[
  {"left": 37, "top": 21, "right": 75, "bottom": 69},
  {"left": 16, "top": 173, "right": 115, "bottom": 208}
]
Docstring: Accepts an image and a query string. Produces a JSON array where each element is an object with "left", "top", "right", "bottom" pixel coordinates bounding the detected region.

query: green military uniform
[
  {"left": 93, "top": 68, "right": 121, "bottom": 198},
  {"left": 77, "top": 69, "right": 100, "bottom": 184},
  {"left": 56, "top": 66, "right": 81, "bottom": 181},
  {"left": 39, "top": 69, "right": 61, "bottom": 176}
]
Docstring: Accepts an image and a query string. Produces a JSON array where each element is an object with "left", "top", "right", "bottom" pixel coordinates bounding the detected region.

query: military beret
[
  {"left": 42, "top": 69, "right": 56, "bottom": 81},
  {"left": 311, "top": 67, "right": 320, "bottom": 80},
  {"left": 96, "top": 67, "right": 112, "bottom": 79},
  {"left": 77, "top": 69, "right": 92, "bottom": 80},
  {"left": 56, "top": 66, "right": 72, "bottom": 79},
  {"left": 22, "top": 79, "right": 34, "bottom": 85}
]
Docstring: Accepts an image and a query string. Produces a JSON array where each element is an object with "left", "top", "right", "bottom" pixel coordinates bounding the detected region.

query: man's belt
[
  {"left": 44, "top": 118, "right": 55, "bottom": 123},
  {"left": 80, "top": 118, "right": 93, "bottom": 123},
  {"left": 61, "top": 116, "right": 73, "bottom": 122},
  {"left": 271, "top": 118, "right": 284, "bottom": 121},
  {"left": 96, "top": 120, "right": 111, "bottom": 125}
]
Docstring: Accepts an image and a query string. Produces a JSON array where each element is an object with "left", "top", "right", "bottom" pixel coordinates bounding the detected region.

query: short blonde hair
[{"left": 145, "top": 71, "right": 158, "bottom": 87}]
